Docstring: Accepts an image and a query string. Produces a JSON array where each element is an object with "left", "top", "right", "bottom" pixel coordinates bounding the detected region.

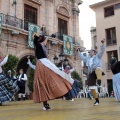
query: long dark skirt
[{"left": 0, "top": 73, "right": 19, "bottom": 103}]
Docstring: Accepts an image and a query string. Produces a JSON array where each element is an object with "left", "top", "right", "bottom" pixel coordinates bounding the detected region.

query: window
[
  {"left": 24, "top": 4, "right": 37, "bottom": 30},
  {"left": 58, "top": 18, "right": 68, "bottom": 40},
  {"left": 104, "top": 6, "right": 114, "bottom": 17},
  {"left": 106, "top": 27, "right": 117, "bottom": 46},
  {"left": 107, "top": 50, "right": 118, "bottom": 70},
  {"left": 115, "top": 3, "right": 120, "bottom": 9}
]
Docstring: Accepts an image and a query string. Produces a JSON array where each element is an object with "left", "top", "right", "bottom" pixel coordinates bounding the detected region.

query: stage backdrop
[
  {"left": 63, "top": 34, "right": 73, "bottom": 55},
  {"left": 28, "top": 23, "right": 40, "bottom": 48}
]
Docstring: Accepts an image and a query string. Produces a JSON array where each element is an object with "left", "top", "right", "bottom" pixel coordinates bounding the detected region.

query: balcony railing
[
  {"left": 56, "top": 32, "right": 75, "bottom": 44},
  {"left": 1, "top": 13, "right": 78, "bottom": 44},
  {"left": 2, "top": 14, "right": 24, "bottom": 30},
  {"left": 106, "top": 63, "right": 111, "bottom": 71},
  {"left": 106, "top": 39, "right": 117, "bottom": 46},
  {"left": 1, "top": 13, "right": 30, "bottom": 31}
]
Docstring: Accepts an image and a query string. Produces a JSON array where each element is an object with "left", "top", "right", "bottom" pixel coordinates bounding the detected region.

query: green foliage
[
  {"left": 28, "top": 60, "right": 35, "bottom": 92},
  {"left": 28, "top": 68, "right": 34, "bottom": 92},
  {"left": 3, "top": 54, "right": 19, "bottom": 75},
  {"left": 71, "top": 71, "right": 82, "bottom": 83}
]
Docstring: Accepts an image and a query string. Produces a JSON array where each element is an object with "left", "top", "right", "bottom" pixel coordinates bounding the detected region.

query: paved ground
[{"left": 0, "top": 98, "right": 120, "bottom": 120}]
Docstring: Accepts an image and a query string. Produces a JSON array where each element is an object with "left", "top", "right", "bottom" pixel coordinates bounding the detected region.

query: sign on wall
[
  {"left": 63, "top": 34, "right": 73, "bottom": 55},
  {"left": 0, "top": 13, "right": 2, "bottom": 41},
  {"left": 28, "top": 23, "right": 40, "bottom": 48}
]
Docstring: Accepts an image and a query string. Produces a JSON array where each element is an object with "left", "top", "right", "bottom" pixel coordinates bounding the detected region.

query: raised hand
[{"left": 101, "top": 38, "right": 105, "bottom": 43}]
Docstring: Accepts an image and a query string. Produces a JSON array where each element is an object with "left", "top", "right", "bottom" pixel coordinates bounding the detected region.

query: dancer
[
  {"left": 17, "top": 69, "right": 27, "bottom": 101},
  {"left": 32, "top": 34, "right": 72, "bottom": 110},
  {"left": 110, "top": 56, "right": 120, "bottom": 101},
  {"left": 77, "top": 39, "right": 105, "bottom": 105},
  {"left": 0, "top": 54, "right": 19, "bottom": 106},
  {"left": 6, "top": 70, "right": 17, "bottom": 82},
  {"left": 62, "top": 65, "right": 82, "bottom": 101}
]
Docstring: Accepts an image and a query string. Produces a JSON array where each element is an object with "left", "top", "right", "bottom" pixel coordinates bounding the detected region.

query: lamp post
[
  {"left": 53, "top": 53, "right": 69, "bottom": 70},
  {"left": 12, "top": 0, "right": 17, "bottom": 18},
  {"left": 53, "top": 55, "right": 58, "bottom": 65}
]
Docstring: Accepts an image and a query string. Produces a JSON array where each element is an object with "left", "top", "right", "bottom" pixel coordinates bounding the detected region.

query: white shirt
[
  {"left": 27, "top": 59, "right": 35, "bottom": 70},
  {"left": 18, "top": 74, "right": 27, "bottom": 81},
  {"left": 0, "top": 55, "right": 8, "bottom": 73}
]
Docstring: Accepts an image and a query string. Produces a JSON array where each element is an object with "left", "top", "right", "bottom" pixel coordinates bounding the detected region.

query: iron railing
[
  {"left": 106, "top": 39, "right": 117, "bottom": 46},
  {"left": 1, "top": 13, "right": 30, "bottom": 31},
  {"left": 1, "top": 13, "right": 78, "bottom": 44},
  {"left": 2, "top": 14, "right": 24, "bottom": 30},
  {"left": 56, "top": 32, "right": 76, "bottom": 44}
]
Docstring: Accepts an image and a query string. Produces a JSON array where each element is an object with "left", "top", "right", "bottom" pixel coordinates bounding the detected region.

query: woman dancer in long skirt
[
  {"left": 110, "top": 56, "right": 120, "bottom": 101},
  {"left": 32, "top": 34, "right": 73, "bottom": 110},
  {"left": 0, "top": 54, "right": 19, "bottom": 106}
]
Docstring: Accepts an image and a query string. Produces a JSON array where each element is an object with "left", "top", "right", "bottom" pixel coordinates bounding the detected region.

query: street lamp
[
  {"left": 53, "top": 53, "right": 69, "bottom": 70},
  {"left": 59, "top": 53, "right": 64, "bottom": 61},
  {"left": 12, "top": 0, "right": 17, "bottom": 18},
  {"left": 64, "top": 57, "right": 69, "bottom": 65},
  {"left": 53, "top": 55, "right": 58, "bottom": 65}
]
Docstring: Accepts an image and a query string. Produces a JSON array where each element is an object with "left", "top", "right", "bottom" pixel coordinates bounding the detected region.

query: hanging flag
[
  {"left": 63, "top": 34, "right": 73, "bottom": 55},
  {"left": 28, "top": 23, "right": 40, "bottom": 48}
]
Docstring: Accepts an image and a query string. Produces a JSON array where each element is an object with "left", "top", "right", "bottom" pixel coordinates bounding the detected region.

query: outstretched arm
[
  {"left": 27, "top": 58, "right": 36, "bottom": 70},
  {"left": 0, "top": 54, "right": 8, "bottom": 66},
  {"left": 78, "top": 50, "right": 88, "bottom": 63},
  {"left": 97, "top": 39, "right": 106, "bottom": 58}
]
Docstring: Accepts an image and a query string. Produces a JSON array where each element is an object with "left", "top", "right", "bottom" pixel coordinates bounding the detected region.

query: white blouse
[{"left": 0, "top": 55, "right": 8, "bottom": 73}]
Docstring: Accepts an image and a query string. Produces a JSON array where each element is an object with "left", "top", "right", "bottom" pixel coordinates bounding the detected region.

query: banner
[
  {"left": 0, "top": 14, "right": 2, "bottom": 41},
  {"left": 63, "top": 34, "right": 73, "bottom": 55},
  {"left": 28, "top": 23, "right": 40, "bottom": 48}
]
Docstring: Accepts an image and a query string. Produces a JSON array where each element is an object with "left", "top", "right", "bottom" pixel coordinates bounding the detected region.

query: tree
[
  {"left": 71, "top": 71, "right": 82, "bottom": 83},
  {"left": 28, "top": 68, "right": 34, "bottom": 92},
  {"left": 3, "top": 54, "right": 19, "bottom": 75},
  {"left": 28, "top": 59, "right": 35, "bottom": 92}
]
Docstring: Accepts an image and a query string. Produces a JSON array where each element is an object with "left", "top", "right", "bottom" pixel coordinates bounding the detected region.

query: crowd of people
[{"left": 0, "top": 32, "right": 120, "bottom": 111}]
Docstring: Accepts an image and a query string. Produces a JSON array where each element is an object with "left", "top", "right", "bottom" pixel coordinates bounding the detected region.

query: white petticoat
[{"left": 39, "top": 58, "right": 74, "bottom": 84}]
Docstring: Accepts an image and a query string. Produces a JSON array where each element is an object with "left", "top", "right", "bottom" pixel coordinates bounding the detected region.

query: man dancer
[
  {"left": 77, "top": 39, "right": 105, "bottom": 105},
  {"left": 17, "top": 69, "right": 27, "bottom": 101}
]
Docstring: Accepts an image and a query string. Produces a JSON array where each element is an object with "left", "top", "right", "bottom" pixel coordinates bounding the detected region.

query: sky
[{"left": 79, "top": 0, "right": 105, "bottom": 49}]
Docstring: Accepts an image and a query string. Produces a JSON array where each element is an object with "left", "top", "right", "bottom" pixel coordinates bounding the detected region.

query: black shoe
[
  {"left": 0, "top": 101, "right": 2, "bottom": 106},
  {"left": 94, "top": 98, "right": 99, "bottom": 106},
  {"left": 23, "top": 97, "right": 26, "bottom": 101},
  {"left": 43, "top": 104, "right": 52, "bottom": 110},
  {"left": 18, "top": 98, "right": 21, "bottom": 101}
]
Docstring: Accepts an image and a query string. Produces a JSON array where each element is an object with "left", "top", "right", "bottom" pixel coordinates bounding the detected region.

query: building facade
[
  {"left": 90, "top": 0, "right": 120, "bottom": 95},
  {"left": 0, "top": 0, "right": 84, "bottom": 76},
  {"left": 90, "top": 26, "right": 97, "bottom": 50}
]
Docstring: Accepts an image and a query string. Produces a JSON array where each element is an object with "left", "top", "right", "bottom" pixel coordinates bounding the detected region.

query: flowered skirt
[
  {"left": 0, "top": 73, "right": 19, "bottom": 103},
  {"left": 34, "top": 61, "right": 72, "bottom": 102}
]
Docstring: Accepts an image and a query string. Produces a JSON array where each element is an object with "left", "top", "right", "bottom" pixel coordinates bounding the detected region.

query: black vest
[{"left": 34, "top": 36, "right": 47, "bottom": 59}]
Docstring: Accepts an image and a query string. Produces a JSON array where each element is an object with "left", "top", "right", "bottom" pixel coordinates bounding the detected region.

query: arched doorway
[
  {"left": 17, "top": 55, "right": 35, "bottom": 95},
  {"left": 17, "top": 55, "right": 35, "bottom": 74}
]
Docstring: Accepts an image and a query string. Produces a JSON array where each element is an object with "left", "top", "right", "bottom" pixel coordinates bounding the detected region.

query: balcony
[
  {"left": 56, "top": 32, "right": 76, "bottom": 44},
  {"left": 106, "top": 39, "right": 117, "bottom": 46},
  {"left": 1, "top": 13, "right": 29, "bottom": 31}
]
